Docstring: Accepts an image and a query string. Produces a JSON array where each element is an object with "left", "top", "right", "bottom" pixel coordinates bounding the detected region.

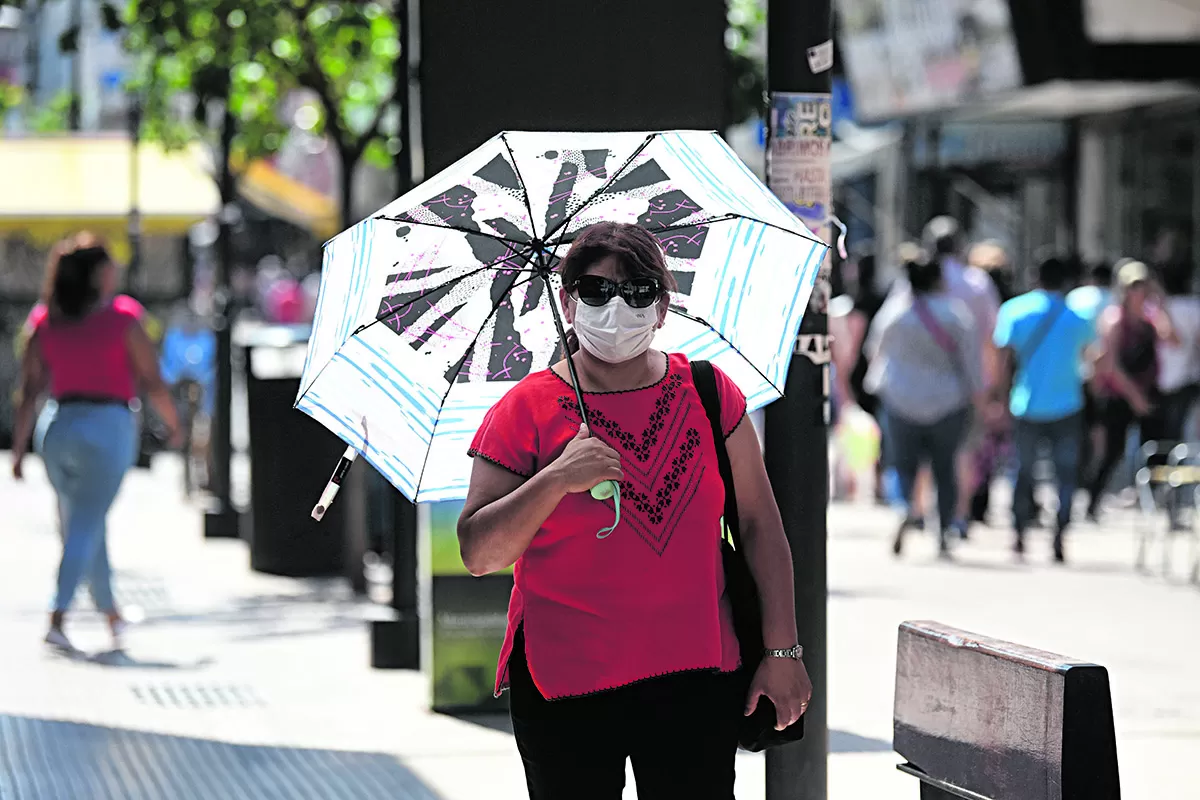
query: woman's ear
[
  {"left": 655, "top": 295, "right": 669, "bottom": 329},
  {"left": 560, "top": 286, "right": 575, "bottom": 325}
]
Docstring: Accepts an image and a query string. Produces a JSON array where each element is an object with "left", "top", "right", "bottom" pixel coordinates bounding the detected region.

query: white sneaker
[
  {"left": 110, "top": 619, "right": 129, "bottom": 651},
  {"left": 45, "top": 628, "right": 75, "bottom": 651}
]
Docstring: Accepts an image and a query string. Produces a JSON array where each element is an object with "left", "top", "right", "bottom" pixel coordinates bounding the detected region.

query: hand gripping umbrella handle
[{"left": 312, "top": 446, "right": 358, "bottom": 522}]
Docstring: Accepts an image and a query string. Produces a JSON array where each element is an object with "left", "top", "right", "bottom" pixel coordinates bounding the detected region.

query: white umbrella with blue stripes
[{"left": 297, "top": 130, "right": 826, "bottom": 509}]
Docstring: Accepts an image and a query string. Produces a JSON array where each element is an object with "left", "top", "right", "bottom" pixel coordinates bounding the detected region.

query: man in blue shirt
[{"left": 994, "top": 256, "right": 1095, "bottom": 562}]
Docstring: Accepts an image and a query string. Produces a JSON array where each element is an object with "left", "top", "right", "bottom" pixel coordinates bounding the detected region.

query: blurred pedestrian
[
  {"left": 993, "top": 255, "right": 1094, "bottom": 561},
  {"left": 1066, "top": 261, "right": 1115, "bottom": 328},
  {"left": 1154, "top": 261, "right": 1200, "bottom": 528},
  {"left": 1154, "top": 260, "right": 1200, "bottom": 443},
  {"left": 865, "top": 245, "right": 984, "bottom": 557},
  {"left": 1085, "top": 260, "right": 1179, "bottom": 521},
  {"left": 457, "top": 223, "right": 811, "bottom": 798},
  {"left": 830, "top": 249, "right": 887, "bottom": 501},
  {"left": 1068, "top": 261, "right": 1115, "bottom": 482},
  {"left": 965, "top": 240, "right": 1015, "bottom": 522},
  {"left": 922, "top": 218, "right": 1001, "bottom": 539},
  {"left": 968, "top": 239, "right": 1016, "bottom": 303},
  {"left": 10, "top": 233, "right": 181, "bottom": 652}
]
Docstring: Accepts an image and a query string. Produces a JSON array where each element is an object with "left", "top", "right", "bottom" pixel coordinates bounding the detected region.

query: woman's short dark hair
[
  {"left": 42, "top": 232, "right": 113, "bottom": 320},
  {"left": 899, "top": 243, "right": 941, "bottom": 295},
  {"left": 558, "top": 222, "right": 678, "bottom": 294}
]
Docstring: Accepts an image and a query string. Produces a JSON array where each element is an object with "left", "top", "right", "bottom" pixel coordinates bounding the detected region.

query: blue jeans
[
  {"left": 35, "top": 401, "right": 137, "bottom": 614},
  {"left": 884, "top": 406, "right": 969, "bottom": 529},
  {"left": 1012, "top": 412, "right": 1082, "bottom": 534}
]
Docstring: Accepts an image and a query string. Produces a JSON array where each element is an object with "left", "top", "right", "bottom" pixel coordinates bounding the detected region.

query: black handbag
[{"left": 691, "top": 359, "right": 805, "bottom": 752}]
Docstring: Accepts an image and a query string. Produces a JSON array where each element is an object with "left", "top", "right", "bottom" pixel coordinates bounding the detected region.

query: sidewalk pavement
[{"left": 2, "top": 455, "right": 1198, "bottom": 798}]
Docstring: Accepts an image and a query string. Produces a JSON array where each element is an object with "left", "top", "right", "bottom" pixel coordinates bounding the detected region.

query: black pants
[
  {"left": 1156, "top": 384, "right": 1200, "bottom": 442},
  {"left": 1086, "top": 397, "right": 1150, "bottom": 512},
  {"left": 508, "top": 630, "right": 743, "bottom": 799}
]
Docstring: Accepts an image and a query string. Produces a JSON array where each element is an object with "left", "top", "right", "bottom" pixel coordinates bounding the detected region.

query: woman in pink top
[
  {"left": 11, "top": 233, "right": 181, "bottom": 651},
  {"left": 458, "top": 223, "right": 812, "bottom": 798}
]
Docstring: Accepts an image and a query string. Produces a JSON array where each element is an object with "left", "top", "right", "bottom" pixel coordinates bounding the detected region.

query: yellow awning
[
  {"left": 0, "top": 136, "right": 340, "bottom": 258},
  {"left": 0, "top": 136, "right": 219, "bottom": 260},
  {"left": 236, "top": 159, "right": 340, "bottom": 240}
]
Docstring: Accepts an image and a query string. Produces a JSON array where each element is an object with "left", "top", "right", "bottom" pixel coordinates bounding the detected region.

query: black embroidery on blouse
[{"left": 557, "top": 373, "right": 708, "bottom": 557}]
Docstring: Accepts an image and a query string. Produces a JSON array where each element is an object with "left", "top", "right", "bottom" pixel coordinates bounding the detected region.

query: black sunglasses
[{"left": 570, "top": 275, "right": 663, "bottom": 309}]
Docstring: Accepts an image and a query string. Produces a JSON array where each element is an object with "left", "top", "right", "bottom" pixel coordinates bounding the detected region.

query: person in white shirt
[
  {"left": 1156, "top": 261, "right": 1200, "bottom": 442},
  {"left": 923, "top": 217, "right": 1001, "bottom": 539}
]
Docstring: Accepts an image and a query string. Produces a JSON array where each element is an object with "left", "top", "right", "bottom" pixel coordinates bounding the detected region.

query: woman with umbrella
[
  {"left": 298, "top": 132, "right": 825, "bottom": 796},
  {"left": 458, "top": 222, "right": 812, "bottom": 797}
]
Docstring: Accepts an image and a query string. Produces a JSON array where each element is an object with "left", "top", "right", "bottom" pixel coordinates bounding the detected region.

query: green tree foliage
[
  {"left": 264, "top": 1, "right": 401, "bottom": 226},
  {"left": 727, "top": 0, "right": 766, "bottom": 126},
  {"left": 125, "top": 0, "right": 289, "bottom": 186},
  {"left": 126, "top": 0, "right": 401, "bottom": 227}
]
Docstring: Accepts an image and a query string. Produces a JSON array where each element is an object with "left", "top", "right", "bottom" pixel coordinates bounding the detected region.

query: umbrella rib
[
  {"left": 352, "top": 250, "right": 539, "bottom": 338},
  {"left": 552, "top": 213, "right": 739, "bottom": 246},
  {"left": 499, "top": 133, "right": 539, "bottom": 242},
  {"left": 412, "top": 269, "right": 527, "bottom": 498},
  {"left": 667, "top": 305, "right": 786, "bottom": 398},
  {"left": 374, "top": 215, "right": 531, "bottom": 248},
  {"left": 724, "top": 214, "right": 828, "bottom": 246},
  {"left": 294, "top": 255, "right": 537, "bottom": 411},
  {"left": 543, "top": 133, "right": 657, "bottom": 244}
]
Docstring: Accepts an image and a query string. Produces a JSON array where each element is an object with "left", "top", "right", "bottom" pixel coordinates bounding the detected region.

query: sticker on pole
[
  {"left": 768, "top": 92, "right": 833, "bottom": 314},
  {"left": 807, "top": 40, "right": 834, "bottom": 74}
]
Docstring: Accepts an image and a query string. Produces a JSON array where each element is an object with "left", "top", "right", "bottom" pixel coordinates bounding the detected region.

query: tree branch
[
  {"left": 287, "top": 2, "right": 348, "bottom": 152},
  {"left": 349, "top": 87, "right": 397, "bottom": 160}
]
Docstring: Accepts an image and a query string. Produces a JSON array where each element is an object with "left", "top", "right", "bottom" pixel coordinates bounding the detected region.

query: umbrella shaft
[{"left": 543, "top": 273, "right": 592, "bottom": 428}]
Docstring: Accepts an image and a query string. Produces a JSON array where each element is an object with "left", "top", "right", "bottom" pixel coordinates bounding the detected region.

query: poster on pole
[
  {"left": 422, "top": 500, "right": 512, "bottom": 712},
  {"left": 768, "top": 92, "right": 833, "bottom": 314}
]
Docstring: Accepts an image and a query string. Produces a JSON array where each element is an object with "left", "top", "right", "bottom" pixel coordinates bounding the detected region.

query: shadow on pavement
[
  {"left": 829, "top": 729, "right": 893, "bottom": 753},
  {"left": 448, "top": 711, "right": 512, "bottom": 734},
  {"left": 448, "top": 713, "right": 895, "bottom": 754},
  {"left": 0, "top": 714, "right": 440, "bottom": 800},
  {"left": 86, "top": 650, "right": 216, "bottom": 670}
]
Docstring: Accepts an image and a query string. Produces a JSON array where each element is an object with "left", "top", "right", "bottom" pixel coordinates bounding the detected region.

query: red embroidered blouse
[{"left": 468, "top": 352, "right": 747, "bottom": 699}]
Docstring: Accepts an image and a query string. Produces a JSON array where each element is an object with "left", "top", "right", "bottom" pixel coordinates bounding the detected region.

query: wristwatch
[{"left": 764, "top": 644, "right": 804, "bottom": 660}]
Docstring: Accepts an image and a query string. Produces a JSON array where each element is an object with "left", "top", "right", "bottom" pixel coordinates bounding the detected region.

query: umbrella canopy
[{"left": 297, "top": 131, "right": 827, "bottom": 502}]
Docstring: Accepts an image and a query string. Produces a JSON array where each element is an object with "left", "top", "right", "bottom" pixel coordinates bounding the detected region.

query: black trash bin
[{"left": 240, "top": 325, "right": 348, "bottom": 577}]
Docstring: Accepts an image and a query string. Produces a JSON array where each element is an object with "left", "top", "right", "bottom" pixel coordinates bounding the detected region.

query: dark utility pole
[
  {"left": 67, "top": 0, "right": 81, "bottom": 130},
  {"left": 205, "top": 104, "right": 240, "bottom": 539},
  {"left": 373, "top": 0, "right": 420, "bottom": 670},
  {"left": 126, "top": 96, "right": 142, "bottom": 297},
  {"left": 764, "top": 0, "right": 833, "bottom": 798}
]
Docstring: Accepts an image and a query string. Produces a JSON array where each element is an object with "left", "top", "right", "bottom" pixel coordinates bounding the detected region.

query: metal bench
[
  {"left": 894, "top": 621, "right": 1120, "bottom": 800},
  {"left": 1134, "top": 441, "right": 1178, "bottom": 572},
  {"left": 1135, "top": 441, "right": 1200, "bottom": 581}
]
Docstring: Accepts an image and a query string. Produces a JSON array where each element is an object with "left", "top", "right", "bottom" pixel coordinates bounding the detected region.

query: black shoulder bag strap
[
  {"left": 1017, "top": 298, "right": 1068, "bottom": 367},
  {"left": 1008, "top": 297, "right": 1069, "bottom": 405},
  {"left": 690, "top": 359, "right": 742, "bottom": 552},
  {"left": 690, "top": 359, "right": 804, "bottom": 752}
]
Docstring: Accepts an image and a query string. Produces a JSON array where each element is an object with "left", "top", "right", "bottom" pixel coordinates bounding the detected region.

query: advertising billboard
[
  {"left": 424, "top": 500, "right": 512, "bottom": 712},
  {"left": 1085, "top": 0, "right": 1200, "bottom": 42},
  {"left": 836, "top": 0, "right": 1023, "bottom": 121}
]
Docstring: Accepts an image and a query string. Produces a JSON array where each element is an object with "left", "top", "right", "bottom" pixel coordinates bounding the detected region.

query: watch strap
[{"left": 764, "top": 645, "right": 803, "bottom": 660}]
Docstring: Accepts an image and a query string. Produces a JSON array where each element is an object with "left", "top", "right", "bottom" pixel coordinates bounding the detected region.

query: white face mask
[{"left": 572, "top": 296, "right": 659, "bottom": 364}]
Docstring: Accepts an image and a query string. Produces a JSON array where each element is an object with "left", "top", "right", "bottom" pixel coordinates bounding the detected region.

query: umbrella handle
[
  {"left": 590, "top": 480, "right": 617, "bottom": 501},
  {"left": 312, "top": 446, "right": 358, "bottom": 522}
]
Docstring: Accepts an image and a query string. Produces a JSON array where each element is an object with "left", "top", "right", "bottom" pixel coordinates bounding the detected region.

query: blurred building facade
[{"left": 835, "top": 0, "right": 1200, "bottom": 287}]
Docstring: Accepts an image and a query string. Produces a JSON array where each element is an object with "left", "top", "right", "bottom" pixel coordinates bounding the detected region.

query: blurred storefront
[{"left": 835, "top": 0, "right": 1200, "bottom": 286}]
